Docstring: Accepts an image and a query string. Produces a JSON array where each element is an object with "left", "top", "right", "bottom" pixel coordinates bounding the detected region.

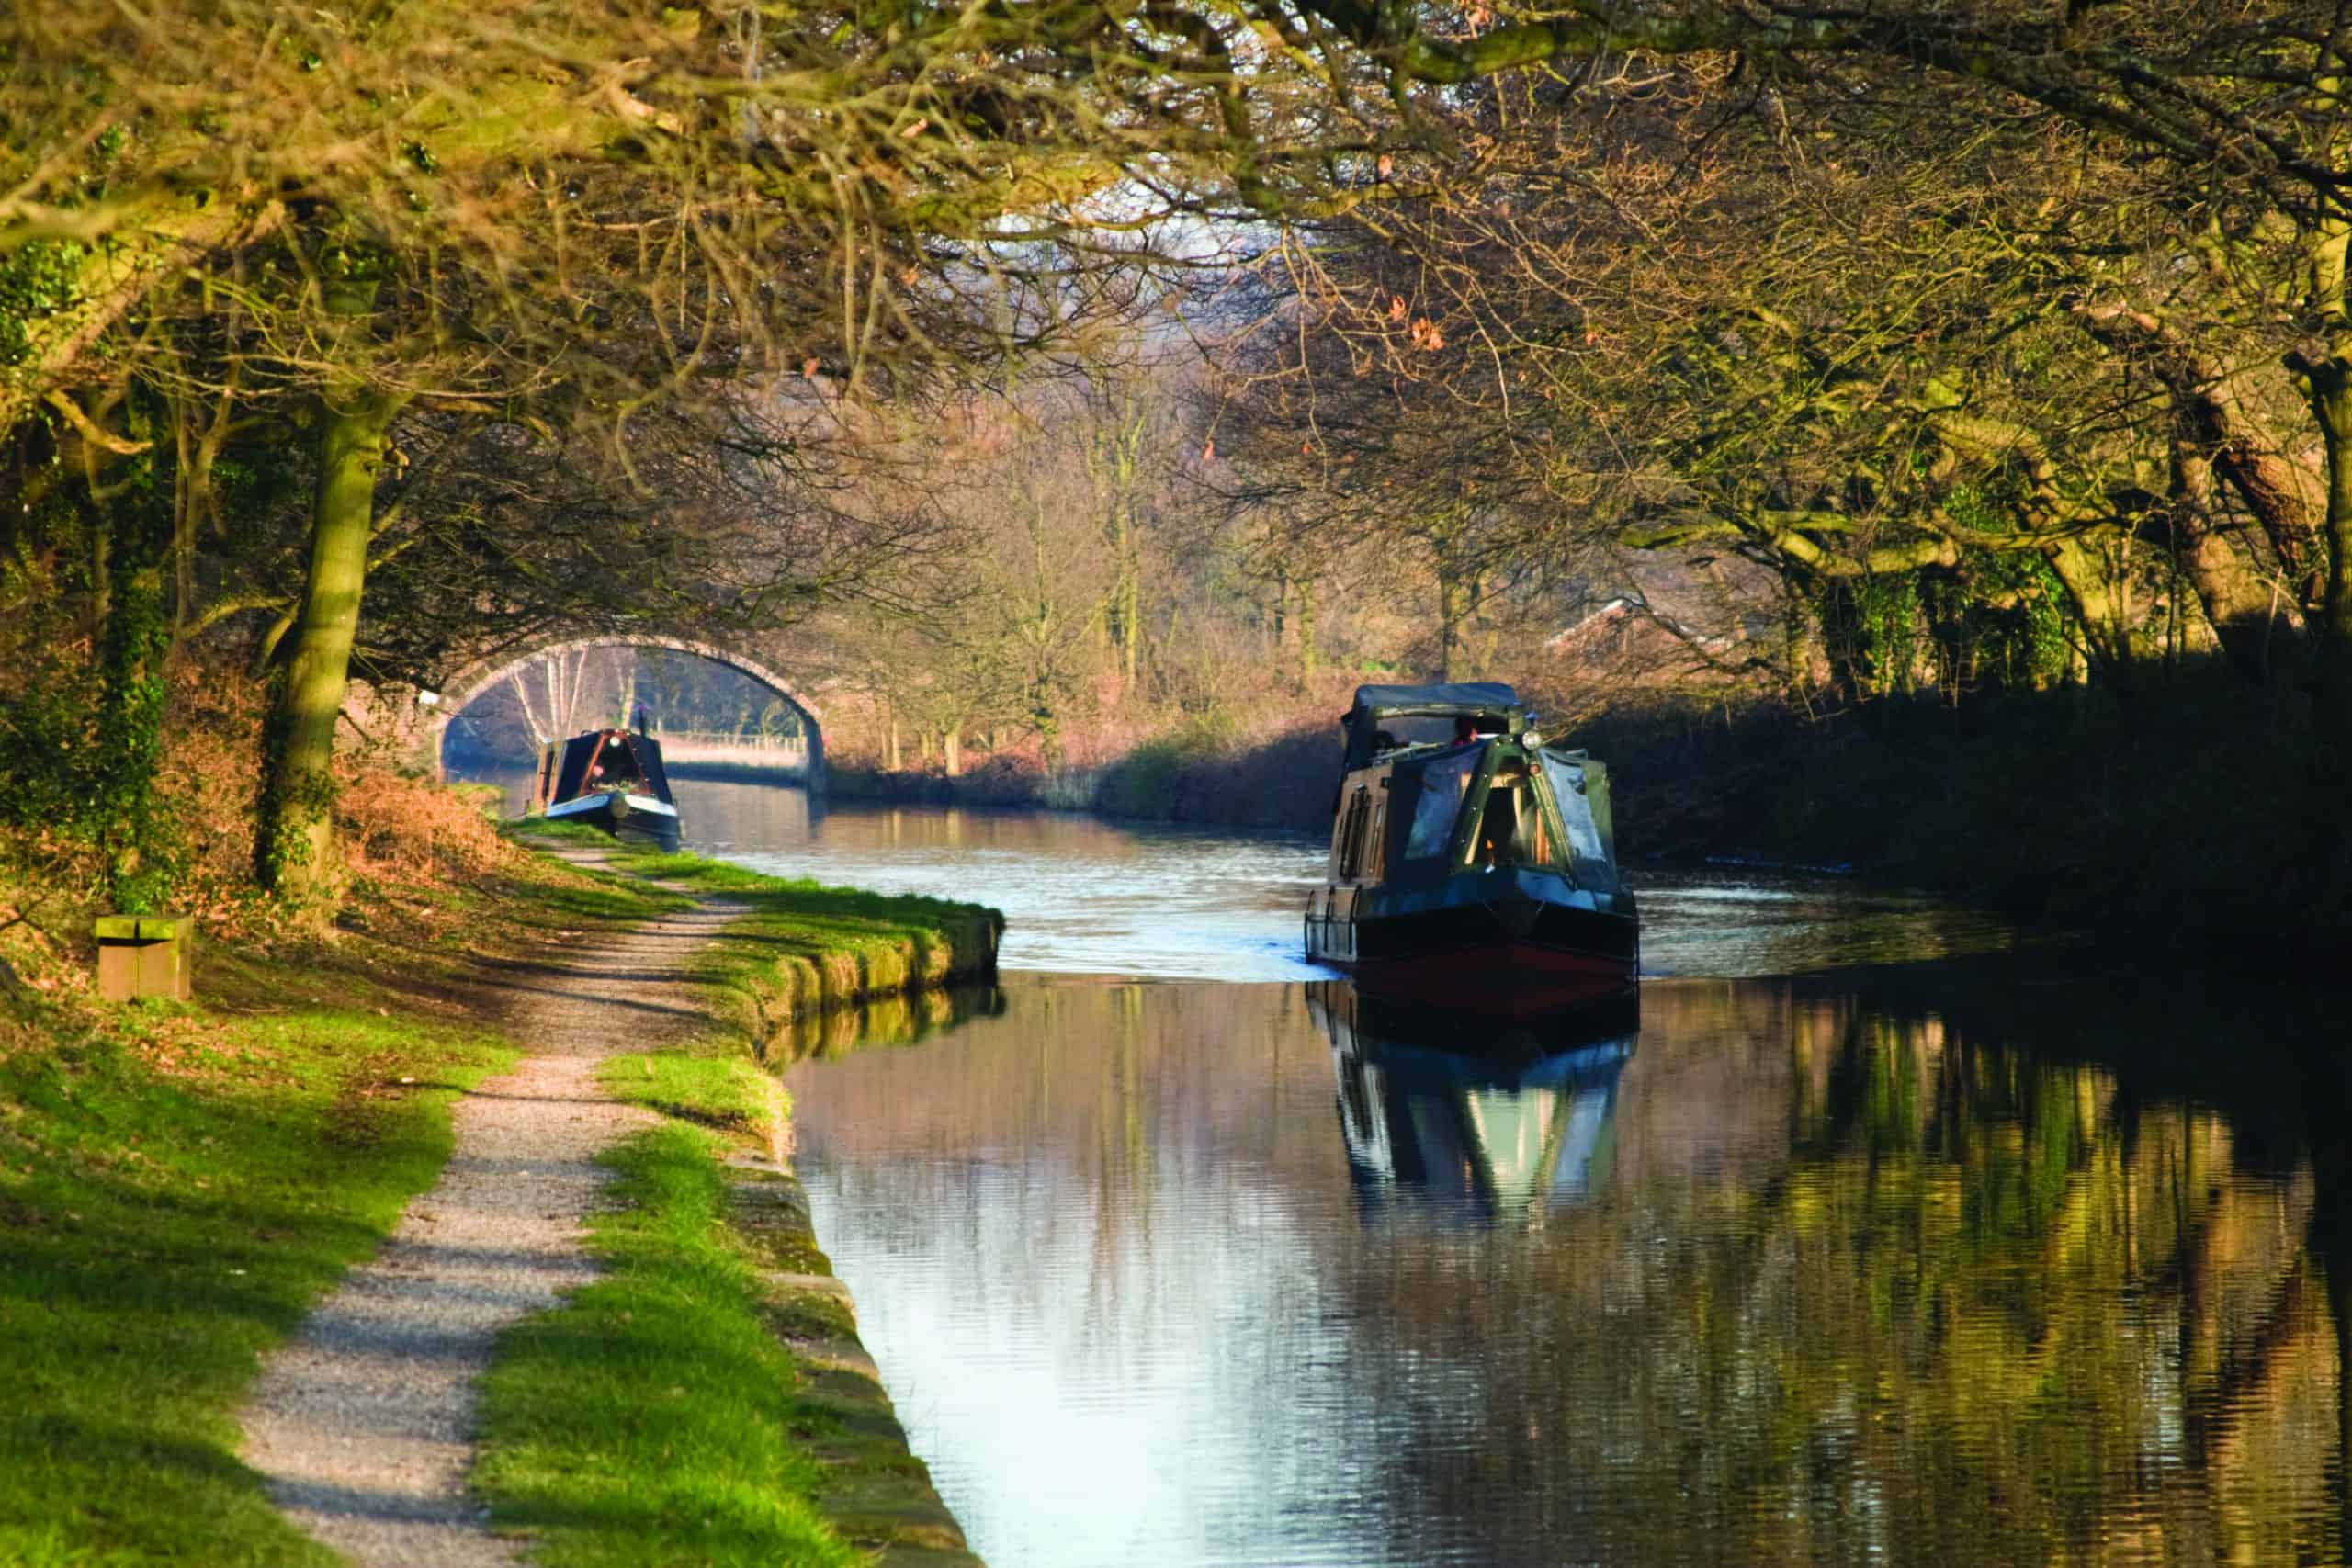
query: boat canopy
[
  {"left": 1341, "top": 682, "right": 1527, "bottom": 773},
  {"left": 545, "top": 728, "right": 675, "bottom": 807}
]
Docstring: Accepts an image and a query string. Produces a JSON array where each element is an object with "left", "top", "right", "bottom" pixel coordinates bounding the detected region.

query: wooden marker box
[{"left": 94, "top": 915, "right": 193, "bottom": 1002}]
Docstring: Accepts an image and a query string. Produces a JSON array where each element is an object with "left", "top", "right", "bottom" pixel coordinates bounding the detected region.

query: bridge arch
[{"left": 427, "top": 635, "right": 826, "bottom": 795}]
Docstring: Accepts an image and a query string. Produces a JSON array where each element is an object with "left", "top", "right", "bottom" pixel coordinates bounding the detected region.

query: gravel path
[{"left": 240, "top": 888, "right": 740, "bottom": 1567}]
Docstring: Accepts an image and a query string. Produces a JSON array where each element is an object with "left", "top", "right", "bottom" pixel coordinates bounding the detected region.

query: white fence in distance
[{"left": 652, "top": 729, "right": 810, "bottom": 771}]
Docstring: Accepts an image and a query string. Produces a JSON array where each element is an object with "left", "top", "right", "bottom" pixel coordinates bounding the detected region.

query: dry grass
[{"left": 0, "top": 659, "right": 526, "bottom": 998}]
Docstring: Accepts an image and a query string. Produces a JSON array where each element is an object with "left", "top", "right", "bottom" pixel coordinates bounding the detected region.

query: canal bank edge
[
  {"left": 515, "top": 826, "right": 1004, "bottom": 1049},
  {"left": 496, "top": 828, "right": 995, "bottom": 1566},
  {"left": 729, "top": 1160, "right": 986, "bottom": 1566}
]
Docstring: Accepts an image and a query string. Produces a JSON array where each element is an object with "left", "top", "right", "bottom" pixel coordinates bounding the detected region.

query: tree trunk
[
  {"left": 2078, "top": 303, "right": 2325, "bottom": 605},
  {"left": 1296, "top": 582, "right": 1319, "bottom": 688},
  {"left": 887, "top": 716, "right": 902, "bottom": 771},
  {"left": 2305, "top": 354, "right": 2352, "bottom": 726},
  {"left": 2172, "top": 442, "right": 2291, "bottom": 685},
  {"left": 507, "top": 670, "right": 551, "bottom": 744},
  {"left": 1436, "top": 570, "right": 1461, "bottom": 682},
  {"left": 1117, "top": 535, "right": 1142, "bottom": 688},
  {"left": 943, "top": 728, "right": 963, "bottom": 777},
  {"left": 90, "top": 474, "right": 175, "bottom": 912},
  {"left": 2042, "top": 536, "right": 2138, "bottom": 691},
  {"left": 254, "top": 387, "right": 401, "bottom": 904}
]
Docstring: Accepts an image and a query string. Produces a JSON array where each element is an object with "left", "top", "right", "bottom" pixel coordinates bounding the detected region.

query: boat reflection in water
[{"left": 1309, "top": 978, "right": 1638, "bottom": 1225}]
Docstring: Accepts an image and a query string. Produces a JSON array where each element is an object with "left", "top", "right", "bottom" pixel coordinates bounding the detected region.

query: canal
[{"left": 497, "top": 773, "right": 2352, "bottom": 1565}]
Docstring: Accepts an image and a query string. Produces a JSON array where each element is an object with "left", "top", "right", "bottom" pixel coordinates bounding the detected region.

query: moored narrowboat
[
  {"left": 529, "top": 727, "right": 682, "bottom": 848},
  {"left": 1304, "top": 683, "right": 1637, "bottom": 1007}
]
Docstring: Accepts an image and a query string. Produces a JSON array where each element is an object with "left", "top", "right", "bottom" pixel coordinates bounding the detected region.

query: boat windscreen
[
  {"left": 585, "top": 732, "right": 645, "bottom": 793},
  {"left": 1403, "top": 749, "right": 1480, "bottom": 860},
  {"left": 1467, "top": 768, "right": 1561, "bottom": 870},
  {"left": 1541, "top": 750, "right": 1613, "bottom": 878}
]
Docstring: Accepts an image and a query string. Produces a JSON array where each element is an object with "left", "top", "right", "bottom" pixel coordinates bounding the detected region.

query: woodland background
[{"left": 4, "top": 2, "right": 2349, "bottom": 953}]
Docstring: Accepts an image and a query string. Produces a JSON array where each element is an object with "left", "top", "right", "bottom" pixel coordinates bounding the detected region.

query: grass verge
[
  {"left": 0, "top": 830, "right": 695, "bottom": 1566},
  {"left": 470, "top": 1121, "right": 861, "bottom": 1568},
  {"left": 0, "top": 951, "right": 522, "bottom": 1565},
  {"left": 0, "top": 809, "right": 995, "bottom": 1566},
  {"left": 556, "top": 840, "right": 1003, "bottom": 1057},
  {"left": 476, "top": 828, "right": 992, "bottom": 1566}
]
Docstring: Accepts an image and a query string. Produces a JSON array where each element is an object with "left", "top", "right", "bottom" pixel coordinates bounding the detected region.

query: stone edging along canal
[
  {"left": 688, "top": 842, "right": 999, "bottom": 1567},
  {"left": 582, "top": 847, "right": 999, "bottom": 1568},
  {"left": 725, "top": 1156, "right": 985, "bottom": 1567}
]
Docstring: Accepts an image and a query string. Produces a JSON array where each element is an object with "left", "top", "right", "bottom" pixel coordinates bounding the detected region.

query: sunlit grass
[
  {"left": 605, "top": 847, "right": 1002, "bottom": 1041},
  {"left": 603, "top": 1050, "right": 786, "bottom": 1151},
  {"left": 0, "top": 813, "right": 982, "bottom": 1565},
  {"left": 0, "top": 980, "right": 514, "bottom": 1565},
  {"left": 471, "top": 1122, "right": 858, "bottom": 1568}
]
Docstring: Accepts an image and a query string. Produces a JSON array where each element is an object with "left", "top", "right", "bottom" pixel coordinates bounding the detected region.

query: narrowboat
[
  {"left": 529, "top": 728, "right": 682, "bottom": 848},
  {"left": 1311, "top": 977, "right": 1637, "bottom": 1224},
  {"left": 1304, "top": 682, "right": 1637, "bottom": 1006}
]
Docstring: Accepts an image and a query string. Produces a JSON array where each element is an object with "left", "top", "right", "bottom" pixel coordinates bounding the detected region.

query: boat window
[
  {"left": 1403, "top": 750, "right": 1478, "bottom": 860},
  {"left": 1541, "top": 752, "right": 1609, "bottom": 866},
  {"left": 1337, "top": 788, "right": 1373, "bottom": 880},
  {"left": 587, "top": 734, "right": 646, "bottom": 794},
  {"left": 1467, "top": 770, "right": 1559, "bottom": 869}
]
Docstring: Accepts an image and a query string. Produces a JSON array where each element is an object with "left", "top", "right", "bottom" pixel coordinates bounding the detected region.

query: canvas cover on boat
[{"left": 1342, "top": 682, "right": 1524, "bottom": 772}]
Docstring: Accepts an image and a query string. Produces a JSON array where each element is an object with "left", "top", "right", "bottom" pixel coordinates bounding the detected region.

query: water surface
[
  {"left": 788, "top": 971, "right": 2352, "bottom": 1568},
  {"left": 458, "top": 768, "right": 2335, "bottom": 1564}
]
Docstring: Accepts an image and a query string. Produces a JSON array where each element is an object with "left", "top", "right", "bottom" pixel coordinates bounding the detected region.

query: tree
[{"left": 4, "top": 0, "right": 1295, "bottom": 905}]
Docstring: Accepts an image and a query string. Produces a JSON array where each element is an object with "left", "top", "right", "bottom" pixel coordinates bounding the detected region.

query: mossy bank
[{"left": 486, "top": 830, "right": 1000, "bottom": 1566}]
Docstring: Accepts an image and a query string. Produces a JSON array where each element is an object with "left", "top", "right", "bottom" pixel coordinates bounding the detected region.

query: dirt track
[{"left": 238, "top": 893, "right": 737, "bottom": 1566}]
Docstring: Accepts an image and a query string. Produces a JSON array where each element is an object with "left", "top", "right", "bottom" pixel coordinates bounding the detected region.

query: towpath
[{"left": 238, "top": 878, "right": 740, "bottom": 1566}]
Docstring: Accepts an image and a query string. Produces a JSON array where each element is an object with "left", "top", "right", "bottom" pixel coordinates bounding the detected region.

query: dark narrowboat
[
  {"left": 530, "top": 728, "right": 682, "bottom": 848},
  {"left": 1304, "top": 682, "right": 1637, "bottom": 1007}
]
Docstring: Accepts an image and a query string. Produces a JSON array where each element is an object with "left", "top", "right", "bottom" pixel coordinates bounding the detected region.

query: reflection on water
[
  {"left": 789, "top": 970, "right": 2352, "bottom": 1568},
  {"left": 756, "top": 983, "right": 1002, "bottom": 1067},
  {"left": 1317, "top": 982, "right": 1638, "bottom": 1225}
]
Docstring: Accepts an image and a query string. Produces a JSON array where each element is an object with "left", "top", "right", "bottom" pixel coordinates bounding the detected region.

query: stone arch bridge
[{"left": 424, "top": 635, "right": 826, "bottom": 795}]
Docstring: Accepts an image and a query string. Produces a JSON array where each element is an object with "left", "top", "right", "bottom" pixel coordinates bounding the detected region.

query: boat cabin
[
  {"left": 531, "top": 728, "right": 676, "bottom": 811},
  {"left": 1306, "top": 682, "right": 1637, "bottom": 997},
  {"left": 1322, "top": 683, "right": 1620, "bottom": 899},
  {"left": 528, "top": 728, "right": 682, "bottom": 845}
]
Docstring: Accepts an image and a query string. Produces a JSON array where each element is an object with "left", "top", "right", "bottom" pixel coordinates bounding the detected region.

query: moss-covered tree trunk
[
  {"left": 2306, "top": 357, "right": 2352, "bottom": 728},
  {"left": 2041, "top": 536, "right": 2139, "bottom": 692},
  {"left": 86, "top": 430, "right": 177, "bottom": 913},
  {"left": 254, "top": 386, "right": 402, "bottom": 905}
]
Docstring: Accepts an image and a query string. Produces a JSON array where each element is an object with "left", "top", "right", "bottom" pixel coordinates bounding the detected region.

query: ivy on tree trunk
[{"left": 254, "top": 386, "right": 403, "bottom": 906}]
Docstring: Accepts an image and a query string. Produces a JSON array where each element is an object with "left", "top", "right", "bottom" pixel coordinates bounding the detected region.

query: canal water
[{"left": 477, "top": 771, "right": 2352, "bottom": 1565}]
